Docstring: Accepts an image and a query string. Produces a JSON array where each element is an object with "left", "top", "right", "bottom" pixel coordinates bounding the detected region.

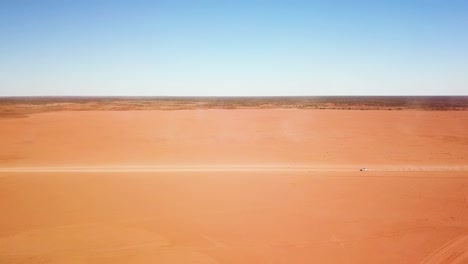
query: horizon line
[{"left": 1, "top": 95, "right": 468, "bottom": 98}]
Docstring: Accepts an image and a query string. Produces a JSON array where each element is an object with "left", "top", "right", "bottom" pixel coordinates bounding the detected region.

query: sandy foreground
[{"left": 1, "top": 109, "right": 468, "bottom": 263}]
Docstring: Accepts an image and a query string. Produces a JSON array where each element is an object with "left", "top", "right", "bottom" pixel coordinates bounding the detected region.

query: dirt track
[{"left": 0, "top": 165, "right": 468, "bottom": 173}]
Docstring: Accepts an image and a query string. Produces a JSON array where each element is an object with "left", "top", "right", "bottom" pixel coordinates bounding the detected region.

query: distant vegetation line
[{"left": 0, "top": 96, "right": 467, "bottom": 118}]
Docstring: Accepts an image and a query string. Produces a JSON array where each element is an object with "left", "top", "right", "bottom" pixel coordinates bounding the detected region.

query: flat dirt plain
[{"left": 1, "top": 97, "right": 468, "bottom": 263}]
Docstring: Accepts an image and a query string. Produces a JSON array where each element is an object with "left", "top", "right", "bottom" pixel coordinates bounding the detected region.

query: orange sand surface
[
  {"left": 1, "top": 109, "right": 468, "bottom": 263},
  {"left": 1, "top": 110, "right": 467, "bottom": 168}
]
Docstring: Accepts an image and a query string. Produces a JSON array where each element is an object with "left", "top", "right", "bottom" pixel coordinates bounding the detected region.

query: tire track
[{"left": 419, "top": 234, "right": 468, "bottom": 264}]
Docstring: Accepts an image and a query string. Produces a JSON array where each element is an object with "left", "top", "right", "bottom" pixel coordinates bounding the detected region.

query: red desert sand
[{"left": 1, "top": 104, "right": 468, "bottom": 263}]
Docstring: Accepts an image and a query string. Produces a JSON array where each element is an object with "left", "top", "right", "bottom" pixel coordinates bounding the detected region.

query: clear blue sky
[{"left": 1, "top": 0, "right": 467, "bottom": 96}]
